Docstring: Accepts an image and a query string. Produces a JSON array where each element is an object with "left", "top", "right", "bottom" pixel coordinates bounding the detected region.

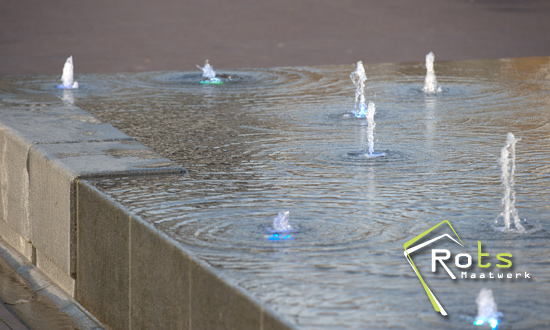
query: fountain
[
  {"left": 348, "top": 61, "right": 384, "bottom": 158},
  {"left": 272, "top": 210, "right": 293, "bottom": 232},
  {"left": 350, "top": 61, "right": 369, "bottom": 118},
  {"left": 196, "top": 59, "right": 222, "bottom": 84},
  {"left": 7, "top": 57, "right": 549, "bottom": 329},
  {"left": 57, "top": 56, "right": 79, "bottom": 89},
  {"left": 497, "top": 132, "right": 525, "bottom": 232},
  {"left": 474, "top": 288, "right": 501, "bottom": 329},
  {"left": 361, "top": 101, "right": 385, "bottom": 158},
  {"left": 423, "top": 52, "right": 441, "bottom": 94},
  {"left": 267, "top": 211, "right": 295, "bottom": 241}
]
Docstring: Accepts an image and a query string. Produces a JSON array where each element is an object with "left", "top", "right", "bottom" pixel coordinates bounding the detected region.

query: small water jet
[
  {"left": 473, "top": 288, "right": 501, "bottom": 329},
  {"left": 58, "top": 56, "right": 79, "bottom": 89},
  {"left": 272, "top": 210, "right": 294, "bottom": 232},
  {"left": 423, "top": 52, "right": 441, "bottom": 94},
  {"left": 497, "top": 133, "right": 525, "bottom": 232},
  {"left": 197, "top": 59, "right": 223, "bottom": 84},
  {"left": 267, "top": 211, "right": 296, "bottom": 240},
  {"left": 350, "top": 61, "right": 369, "bottom": 118}
]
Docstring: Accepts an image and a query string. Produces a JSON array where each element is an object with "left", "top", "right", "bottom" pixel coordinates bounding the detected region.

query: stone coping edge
[{"left": 77, "top": 180, "right": 298, "bottom": 330}]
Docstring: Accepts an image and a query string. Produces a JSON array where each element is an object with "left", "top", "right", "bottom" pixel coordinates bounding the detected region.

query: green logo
[
  {"left": 403, "top": 220, "right": 463, "bottom": 316},
  {"left": 404, "top": 220, "right": 526, "bottom": 316}
]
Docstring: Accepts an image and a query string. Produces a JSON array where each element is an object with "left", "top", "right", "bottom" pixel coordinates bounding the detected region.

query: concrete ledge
[
  {"left": 76, "top": 181, "right": 130, "bottom": 330},
  {"left": 0, "top": 125, "right": 31, "bottom": 254},
  {"left": 77, "top": 180, "right": 297, "bottom": 330},
  {"left": 0, "top": 101, "right": 132, "bottom": 144},
  {"left": 28, "top": 139, "right": 184, "bottom": 287},
  {"left": 129, "top": 213, "right": 190, "bottom": 329},
  {"left": 0, "top": 88, "right": 185, "bottom": 299}
]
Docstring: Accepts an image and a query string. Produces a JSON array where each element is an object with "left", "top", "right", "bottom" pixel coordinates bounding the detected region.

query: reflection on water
[{"left": 13, "top": 58, "right": 550, "bottom": 329}]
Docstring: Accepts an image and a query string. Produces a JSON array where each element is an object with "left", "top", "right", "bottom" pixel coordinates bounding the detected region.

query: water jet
[
  {"left": 423, "top": 52, "right": 441, "bottom": 94},
  {"left": 57, "top": 56, "right": 78, "bottom": 89},
  {"left": 474, "top": 288, "right": 501, "bottom": 329},
  {"left": 497, "top": 132, "right": 525, "bottom": 232},
  {"left": 197, "top": 59, "right": 223, "bottom": 84}
]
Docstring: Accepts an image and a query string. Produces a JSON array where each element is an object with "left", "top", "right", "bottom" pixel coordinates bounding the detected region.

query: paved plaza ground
[{"left": 1, "top": 0, "right": 550, "bottom": 76}]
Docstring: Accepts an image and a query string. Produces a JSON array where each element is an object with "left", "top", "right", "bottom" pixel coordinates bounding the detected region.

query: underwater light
[
  {"left": 473, "top": 317, "right": 499, "bottom": 329},
  {"left": 200, "top": 79, "right": 223, "bottom": 85},
  {"left": 268, "top": 233, "right": 294, "bottom": 241}
]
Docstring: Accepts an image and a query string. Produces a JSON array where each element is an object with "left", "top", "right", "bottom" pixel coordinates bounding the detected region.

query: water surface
[{"left": 12, "top": 57, "right": 550, "bottom": 329}]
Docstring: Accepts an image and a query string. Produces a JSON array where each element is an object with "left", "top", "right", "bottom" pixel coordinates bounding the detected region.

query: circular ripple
[
  {"left": 165, "top": 208, "right": 387, "bottom": 255},
  {"left": 109, "top": 68, "right": 332, "bottom": 95}
]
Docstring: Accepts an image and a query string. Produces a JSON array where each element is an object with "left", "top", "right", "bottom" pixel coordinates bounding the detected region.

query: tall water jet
[
  {"left": 498, "top": 133, "right": 525, "bottom": 232},
  {"left": 197, "top": 59, "right": 222, "bottom": 84},
  {"left": 423, "top": 52, "right": 441, "bottom": 94},
  {"left": 355, "top": 100, "right": 386, "bottom": 158},
  {"left": 58, "top": 56, "right": 79, "bottom": 89},
  {"left": 348, "top": 61, "right": 384, "bottom": 157},
  {"left": 350, "top": 61, "right": 369, "bottom": 118},
  {"left": 364, "top": 102, "right": 377, "bottom": 156},
  {"left": 474, "top": 288, "right": 500, "bottom": 329}
]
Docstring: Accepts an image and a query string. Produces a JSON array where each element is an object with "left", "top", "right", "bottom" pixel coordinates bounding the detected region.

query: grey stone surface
[
  {"left": 33, "top": 249, "right": 76, "bottom": 300},
  {"left": 76, "top": 181, "right": 129, "bottom": 330},
  {"left": 0, "top": 100, "right": 132, "bottom": 144},
  {"left": 26, "top": 140, "right": 184, "bottom": 292},
  {"left": 0, "top": 219, "right": 32, "bottom": 260},
  {"left": 28, "top": 146, "right": 73, "bottom": 278},
  {"left": 190, "top": 257, "right": 262, "bottom": 330},
  {"left": 0, "top": 126, "right": 30, "bottom": 242},
  {"left": 129, "top": 218, "right": 190, "bottom": 330},
  {"left": 33, "top": 140, "right": 183, "bottom": 178},
  {"left": 262, "top": 308, "right": 298, "bottom": 330},
  {"left": 28, "top": 138, "right": 183, "bottom": 283}
]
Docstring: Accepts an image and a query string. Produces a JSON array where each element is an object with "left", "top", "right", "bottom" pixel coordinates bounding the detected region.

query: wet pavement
[
  {"left": 0, "top": 254, "right": 76, "bottom": 330},
  {"left": 0, "top": 238, "right": 103, "bottom": 330},
  {"left": 0, "top": 302, "right": 28, "bottom": 330}
]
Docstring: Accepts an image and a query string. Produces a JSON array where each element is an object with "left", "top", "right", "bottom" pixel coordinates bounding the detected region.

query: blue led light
[
  {"left": 488, "top": 318, "right": 499, "bottom": 330},
  {"left": 473, "top": 317, "right": 499, "bottom": 330},
  {"left": 268, "top": 233, "right": 294, "bottom": 241}
]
